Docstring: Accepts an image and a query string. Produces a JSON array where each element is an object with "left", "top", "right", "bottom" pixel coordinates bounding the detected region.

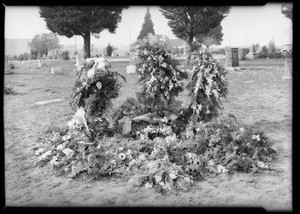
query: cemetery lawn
[{"left": 4, "top": 59, "right": 292, "bottom": 210}]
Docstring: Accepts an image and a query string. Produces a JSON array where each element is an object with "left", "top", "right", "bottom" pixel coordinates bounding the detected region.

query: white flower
[
  {"left": 50, "top": 156, "right": 58, "bottom": 165},
  {"left": 62, "top": 148, "right": 74, "bottom": 157},
  {"left": 126, "top": 149, "right": 133, "bottom": 155},
  {"left": 208, "top": 159, "right": 215, "bottom": 166},
  {"left": 96, "top": 81, "right": 102, "bottom": 90},
  {"left": 154, "top": 175, "right": 162, "bottom": 183},
  {"left": 95, "top": 61, "right": 106, "bottom": 70},
  {"left": 257, "top": 161, "right": 268, "bottom": 169},
  {"left": 35, "top": 148, "right": 45, "bottom": 156},
  {"left": 169, "top": 173, "right": 177, "bottom": 180},
  {"left": 145, "top": 182, "right": 152, "bottom": 189},
  {"left": 118, "top": 153, "right": 126, "bottom": 161},
  {"left": 252, "top": 134, "right": 261, "bottom": 141},
  {"left": 217, "top": 164, "right": 228, "bottom": 173},
  {"left": 165, "top": 134, "right": 177, "bottom": 143},
  {"left": 110, "top": 159, "right": 116, "bottom": 165},
  {"left": 39, "top": 150, "right": 52, "bottom": 161},
  {"left": 56, "top": 144, "right": 65, "bottom": 151},
  {"left": 87, "top": 68, "right": 95, "bottom": 78},
  {"left": 138, "top": 154, "right": 146, "bottom": 161},
  {"left": 62, "top": 132, "right": 71, "bottom": 141},
  {"left": 239, "top": 127, "right": 246, "bottom": 133}
]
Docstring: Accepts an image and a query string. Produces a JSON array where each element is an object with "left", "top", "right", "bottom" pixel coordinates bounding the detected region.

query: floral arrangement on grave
[
  {"left": 69, "top": 57, "right": 126, "bottom": 139},
  {"left": 113, "top": 34, "right": 189, "bottom": 138},
  {"left": 35, "top": 40, "right": 279, "bottom": 194},
  {"left": 187, "top": 51, "right": 228, "bottom": 123},
  {"left": 132, "top": 34, "right": 188, "bottom": 115}
]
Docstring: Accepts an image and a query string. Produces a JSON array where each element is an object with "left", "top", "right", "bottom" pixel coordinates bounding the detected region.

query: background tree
[
  {"left": 105, "top": 44, "right": 117, "bottom": 56},
  {"left": 268, "top": 39, "right": 276, "bottom": 53},
  {"left": 39, "top": 6, "right": 128, "bottom": 58},
  {"left": 28, "top": 33, "right": 60, "bottom": 58},
  {"left": 160, "top": 6, "right": 230, "bottom": 62},
  {"left": 137, "top": 7, "right": 155, "bottom": 40},
  {"left": 195, "top": 24, "right": 224, "bottom": 49},
  {"left": 281, "top": 3, "right": 292, "bottom": 21}
]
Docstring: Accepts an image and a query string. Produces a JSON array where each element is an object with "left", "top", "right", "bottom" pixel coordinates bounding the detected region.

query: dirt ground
[{"left": 4, "top": 59, "right": 292, "bottom": 210}]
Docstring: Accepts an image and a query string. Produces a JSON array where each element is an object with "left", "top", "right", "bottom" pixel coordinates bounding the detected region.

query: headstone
[
  {"left": 238, "top": 48, "right": 243, "bottom": 60},
  {"left": 5, "top": 58, "right": 10, "bottom": 72},
  {"left": 50, "top": 66, "right": 62, "bottom": 74},
  {"left": 282, "top": 61, "right": 292, "bottom": 79},
  {"left": 225, "top": 47, "right": 239, "bottom": 67},
  {"left": 75, "top": 53, "right": 84, "bottom": 69},
  {"left": 246, "top": 46, "right": 254, "bottom": 59},
  {"left": 126, "top": 52, "right": 136, "bottom": 77},
  {"left": 38, "top": 59, "right": 42, "bottom": 68}
]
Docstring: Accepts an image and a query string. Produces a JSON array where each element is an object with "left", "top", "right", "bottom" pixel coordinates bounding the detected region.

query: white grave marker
[
  {"left": 126, "top": 52, "right": 137, "bottom": 77},
  {"left": 282, "top": 61, "right": 292, "bottom": 79}
]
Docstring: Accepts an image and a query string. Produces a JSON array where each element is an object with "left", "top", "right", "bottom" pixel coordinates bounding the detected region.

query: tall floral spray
[
  {"left": 132, "top": 34, "right": 188, "bottom": 117},
  {"left": 187, "top": 51, "right": 228, "bottom": 122}
]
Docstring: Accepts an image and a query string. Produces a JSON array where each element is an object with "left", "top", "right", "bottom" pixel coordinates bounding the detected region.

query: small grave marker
[
  {"left": 225, "top": 47, "right": 239, "bottom": 67},
  {"left": 5, "top": 58, "right": 10, "bottom": 72},
  {"left": 126, "top": 52, "right": 137, "bottom": 77},
  {"left": 282, "top": 61, "right": 292, "bottom": 79}
]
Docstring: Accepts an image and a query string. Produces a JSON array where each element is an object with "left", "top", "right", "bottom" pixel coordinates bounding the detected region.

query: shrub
[
  {"left": 30, "top": 50, "right": 38, "bottom": 60},
  {"left": 12, "top": 55, "right": 18, "bottom": 60},
  {"left": 17, "top": 54, "right": 24, "bottom": 61},
  {"left": 105, "top": 44, "right": 116, "bottom": 57},
  {"left": 8, "top": 63, "right": 15, "bottom": 69},
  {"left": 61, "top": 50, "right": 69, "bottom": 60},
  {"left": 22, "top": 53, "right": 30, "bottom": 60}
]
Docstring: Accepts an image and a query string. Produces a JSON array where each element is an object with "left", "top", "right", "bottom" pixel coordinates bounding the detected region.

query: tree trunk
[
  {"left": 186, "top": 37, "right": 194, "bottom": 65},
  {"left": 83, "top": 31, "right": 91, "bottom": 59}
]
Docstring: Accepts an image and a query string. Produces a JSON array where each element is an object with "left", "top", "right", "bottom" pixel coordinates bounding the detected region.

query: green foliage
[
  {"left": 132, "top": 34, "right": 188, "bottom": 116},
  {"left": 39, "top": 6, "right": 128, "bottom": 58},
  {"left": 69, "top": 57, "right": 126, "bottom": 127},
  {"left": 187, "top": 51, "right": 228, "bottom": 122},
  {"left": 17, "top": 54, "right": 24, "bottom": 61},
  {"left": 268, "top": 40, "right": 276, "bottom": 53},
  {"left": 105, "top": 44, "right": 116, "bottom": 57},
  {"left": 137, "top": 7, "right": 155, "bottom": 40},
  {"left": 160, "top": 6, "right": 230, "bottom": 60},
  {"left": 281, "top": 3, "right": 292, "bottom": 21},
  {"left": 36, "top": 116, "right": 278, "bottom": 193},
  {"left": 196, "top": 24, "right": 224, "bottom": 48},
  {"left": 29, "top": 33, "right": 60, "bottom": 57},
  {"left": 257, "top": 46, "right": 269, "bottom": 58},
  {"left": 61, "top": 50, "right": 70, "bottom": 60}
]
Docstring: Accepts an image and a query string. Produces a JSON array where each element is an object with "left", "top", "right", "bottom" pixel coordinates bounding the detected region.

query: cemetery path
[{"left": 4, "top": 62, "right": 292, "bottom": 210}]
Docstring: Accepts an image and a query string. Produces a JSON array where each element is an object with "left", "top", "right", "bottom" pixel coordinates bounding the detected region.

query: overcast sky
[{"left": 5, "top": 4, "right": 292, "bottom": 48}]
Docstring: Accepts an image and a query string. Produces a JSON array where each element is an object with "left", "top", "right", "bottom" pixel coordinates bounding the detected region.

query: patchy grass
[{"left": 4, "top": 58, "right": 292, "bottom": 210}]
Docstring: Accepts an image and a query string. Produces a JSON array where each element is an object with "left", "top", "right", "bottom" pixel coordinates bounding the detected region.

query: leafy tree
[
  {"left": 160, "top": 6, "right": 230, "bottom": 62},
  {"left": 105, "top": 44, "right": 116, "bottom": 56},
  {"left": 39, "top": 6, "right": 128, "bottom": 58},
  {"left": 268, "top": 40, "right": 276, "bottom": 53},
  {"left": 195, "top": 24, "right": 224, "bottom": 49},
  {"left": 137, "top": 7, "right": 155, "bottom": 40},
  {"left": 28, "top": 33, "right": 60, "bottom": 58},
  {"left": 281, "top": 3, "right": 292, "bottom": 21}
]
